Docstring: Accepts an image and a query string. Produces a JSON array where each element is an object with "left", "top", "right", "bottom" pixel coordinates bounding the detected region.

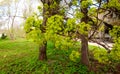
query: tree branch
[
  {"left": 88, "top": 10, "right": 111, "bottom": 39},
  {"left": 90, "top": 39, "right": 111, "bottom": 53}
]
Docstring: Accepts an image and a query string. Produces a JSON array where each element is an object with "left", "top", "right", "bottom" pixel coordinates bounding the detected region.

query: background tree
[{"left": 0, "top": 0, "right": 40, "bottom": 39}]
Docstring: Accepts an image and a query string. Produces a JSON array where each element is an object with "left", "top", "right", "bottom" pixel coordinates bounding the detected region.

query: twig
[
  {"left": 88, "top": 10, "right": 111, "bottom": 39},
  {"left": 90, "top": 39, "right": 111, "bottom": 53}
]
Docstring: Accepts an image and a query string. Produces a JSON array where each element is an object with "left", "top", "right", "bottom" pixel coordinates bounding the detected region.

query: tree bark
[
  {"left": 80, "top": 34, "right": 89, "bottom": 67},
  {"left": 39, "top": 1, "right": 47, "bottom": 61},
  {"left": 39, "top": 42, "right": 47, "bottom": 60},
  {"left": 80, "top": 0, "right": 90, "bottom": 67},
  {"left": 39, "top": 0, "right": 60, "bottom": 61}
]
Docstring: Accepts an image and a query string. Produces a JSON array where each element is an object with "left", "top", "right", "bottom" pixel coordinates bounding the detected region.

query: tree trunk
[
  {"left": 80, "top": 34, "right": 89, "bottom": 67},
  {"left": 10, "top": 33, "right": 14, "bottom": 40},
  {"left": 39, "top": 42, "right": 47, "bottom": 60},
  {"left": 80, "top": 0, "right": 90, "bottom": 67},
  {"left": 39, "top": 3, "right": 47, "bottom": 61},
  {"left": 39, "top": 0, "right": 60, "bottom": 61}
]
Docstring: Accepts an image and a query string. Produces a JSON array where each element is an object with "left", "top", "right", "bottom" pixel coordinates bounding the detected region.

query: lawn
[
  {"left": 0, "top": 39, "right": 100, "bottom": 74},
  {"left": 0, "top": 39, "right": 39, "bottom": 73}
]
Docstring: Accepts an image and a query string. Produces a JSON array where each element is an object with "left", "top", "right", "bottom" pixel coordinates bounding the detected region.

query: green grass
[
  {"left": 0, "top": 39, "right": 39, "bottom": 73},
  {"left": 0, "top": 39, "right": 117, "bottom": 74},
  {"left": 0, "top": 39, "right": 94, "bottom": 74}
]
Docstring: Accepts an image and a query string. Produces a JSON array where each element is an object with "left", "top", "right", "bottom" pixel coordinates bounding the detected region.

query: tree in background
[{"left": 0, "top": 0, "right": 40, "bottom": 40}]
